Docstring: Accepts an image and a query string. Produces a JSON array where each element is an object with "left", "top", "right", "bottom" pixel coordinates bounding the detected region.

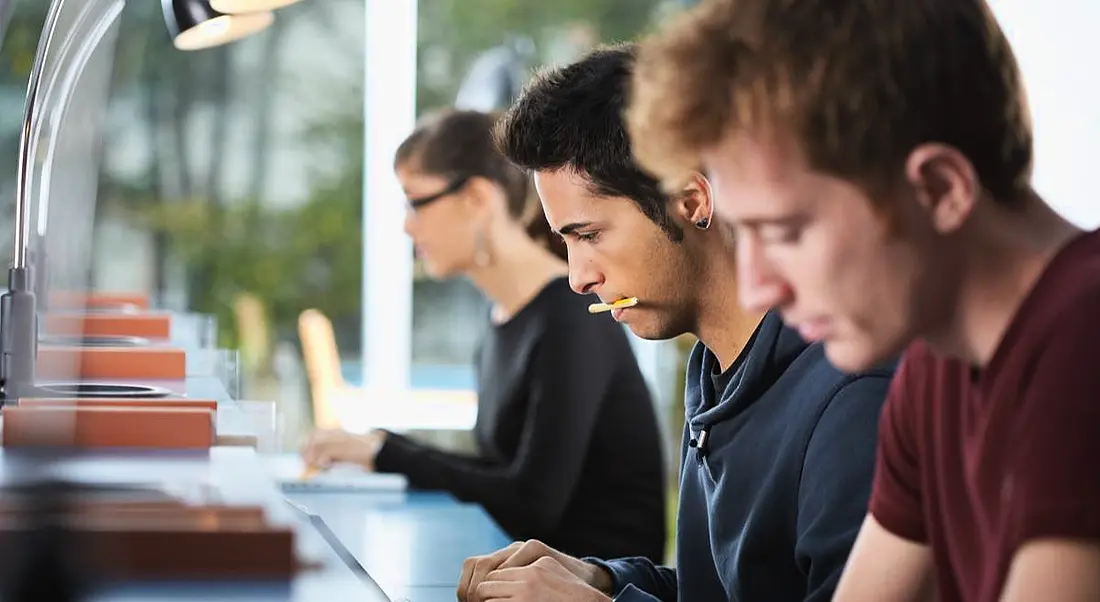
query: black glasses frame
[{"left": 407, "top": 175, "right": 470, "bottom": 210}]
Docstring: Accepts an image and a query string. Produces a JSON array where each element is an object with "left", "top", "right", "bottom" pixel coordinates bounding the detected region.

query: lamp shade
[
  {"left": 210, "top": 0, "right": 304, "bottom": 14},
  {"left": 162, "top": 0, "right": 274, "bottom": 51}
]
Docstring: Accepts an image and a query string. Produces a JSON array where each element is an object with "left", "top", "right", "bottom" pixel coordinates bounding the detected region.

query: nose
[
  {"left": 567, "top": 257, "right": 604, "bottom": 295},
  {"left": 736, "top": 235, "right": 793, "bottom": 314}
]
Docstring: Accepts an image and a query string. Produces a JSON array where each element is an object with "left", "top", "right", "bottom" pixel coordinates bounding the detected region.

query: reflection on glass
[
  {"left": 408, "top": 0, "right": 666, "bottom": 392},
  {"left": 0, "top": 0, "right": 366, "bottom": 436}
]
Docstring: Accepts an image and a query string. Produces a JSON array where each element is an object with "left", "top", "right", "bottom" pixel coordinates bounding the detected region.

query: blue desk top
[{"left": 286, "top": 489, "right": 512, "bottom": 601}]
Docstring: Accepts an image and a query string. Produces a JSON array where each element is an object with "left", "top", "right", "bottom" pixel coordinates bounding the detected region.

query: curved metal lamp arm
[
  {"left": 32, "top": 0, "right": 126, "bottom": 243},
  {"left": 13, "top": 0, "right": 67, "bottom": 269}
]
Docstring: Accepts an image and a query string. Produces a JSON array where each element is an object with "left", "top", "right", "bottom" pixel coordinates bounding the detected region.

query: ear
[
  {"left": 668, "top": 172, "right": 714, "bottom": 229},
  {"left": 903, "top": 143, "right": 979, "bottom": 234},
  {"left": 461, "top": 176, "right": 503, "bottom": 220}
]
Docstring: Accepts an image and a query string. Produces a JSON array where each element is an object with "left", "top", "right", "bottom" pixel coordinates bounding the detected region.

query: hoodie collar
[{"left": 689, "top": 310, "right": 809, "bottom": 429}]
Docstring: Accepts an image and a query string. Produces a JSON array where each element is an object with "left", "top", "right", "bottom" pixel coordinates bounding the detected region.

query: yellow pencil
[
  {"left": 300, "top": 466, "right": 320, "bottom": 481},
  {"left": 588, "top": 297, "right": 638, "bottom": 314}
]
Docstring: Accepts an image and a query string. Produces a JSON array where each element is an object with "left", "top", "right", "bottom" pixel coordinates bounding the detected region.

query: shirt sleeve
[
  {"left": 373, "top": 312, "right": 619, "bottom": 538},
  {"left": 613, "top": 585, "right": 666, "bottom": 602},
  {"left": 585, "top": 557, "right": 677, "bottom": 601},
  {"left": 868, "top": 350, "right": 928, "bottom": 543},
  {"left": 1009, "top": 290, "right": 1100, "bottom": 544},
  {"left": 796, "top": 370, "right": 893, "bottom": 602}
]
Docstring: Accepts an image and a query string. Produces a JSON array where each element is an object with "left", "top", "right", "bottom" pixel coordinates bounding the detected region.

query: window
[{"left": 383, "top": 0, "right": 684, "bottom": 430}]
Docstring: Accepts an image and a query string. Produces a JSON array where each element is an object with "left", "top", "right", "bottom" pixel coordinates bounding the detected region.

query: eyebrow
[
  {"left": 736, "top": 215, "right": 805, "bottom": 229},
  {"left": 557, "top": 222, "right": 594, "bottom": 236}
]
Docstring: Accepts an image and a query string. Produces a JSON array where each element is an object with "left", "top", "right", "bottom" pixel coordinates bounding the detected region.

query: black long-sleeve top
[{"left": 373, "top": 277, "right": 666, "bottom": 562}]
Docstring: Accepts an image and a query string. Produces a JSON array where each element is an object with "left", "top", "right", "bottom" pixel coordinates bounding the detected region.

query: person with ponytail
[{"left": 301, "top": 108, "right": 667, "bottom": 563}]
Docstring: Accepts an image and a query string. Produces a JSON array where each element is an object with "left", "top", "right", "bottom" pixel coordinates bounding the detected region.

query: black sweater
[{"left": 374, "top": 277, "right": 666, "bottom": 562}]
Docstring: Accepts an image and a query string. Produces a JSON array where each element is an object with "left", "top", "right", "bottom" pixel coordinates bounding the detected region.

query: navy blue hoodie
[{"left": 590, "top": 310, "right": 895, "bottom": 602}]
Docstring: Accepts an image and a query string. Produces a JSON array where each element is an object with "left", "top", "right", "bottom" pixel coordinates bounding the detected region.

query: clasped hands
[{"left": 457, "top": 539, "right": 614, "bottom": 602}]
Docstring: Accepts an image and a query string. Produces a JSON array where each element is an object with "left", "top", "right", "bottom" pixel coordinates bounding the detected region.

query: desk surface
[
  {"left": 0, "top": 447, "right": 392, "bottom": 601},
  {"left": 0, "top": 447, "right": 511, "bottom": 602},
  {"left": 286, "top": 489, "right": 512, "bottom": 598},
  {"left": 12, "top": 311, "right": 511, "bottom": 601}
]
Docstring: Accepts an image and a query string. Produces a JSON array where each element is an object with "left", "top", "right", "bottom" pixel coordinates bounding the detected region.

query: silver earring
[
  {"left": 695, "top": 216, "right": 711, "bottom": 230},
  {"left": 474, "top": 230, "right": 491, "bottom": 267}
]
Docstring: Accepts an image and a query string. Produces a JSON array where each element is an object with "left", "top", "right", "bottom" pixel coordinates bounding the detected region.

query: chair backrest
[
  {"left": 233, "top": 292, "right": 270, "bottom": 375},
  {"left": 297, "top": 308, "right": 344, "bottom": 429}
]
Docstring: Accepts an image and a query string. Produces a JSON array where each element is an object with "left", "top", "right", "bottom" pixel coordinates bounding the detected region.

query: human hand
[
  {"left": 457, "top": 539, "right": 613, "bottom": 602},
  {"left": 300, "top": 428, "right": 386, "bottom": 471},
  {"left": 475, "top": 556, "right": 612, "bottom": 602}
]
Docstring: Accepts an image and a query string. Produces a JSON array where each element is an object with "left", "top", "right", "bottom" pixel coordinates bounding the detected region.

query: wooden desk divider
[
  {"left": 43, "top": 312, "right": 172, "bottom": 339},
  {"left": 48, "top": 291, "right": 150, "bottom": 310},
  {"left": 0, "top": 489, "right": 297, "bottom": 579},
  {"left": 2, "top": 405, "right": 215, "bottom": 449},
  {"left": 36, "top": 346, "right": 186, "bottom": 380},
  {"left": 17, "top": 397, "right": 218, "bottom": 412}
]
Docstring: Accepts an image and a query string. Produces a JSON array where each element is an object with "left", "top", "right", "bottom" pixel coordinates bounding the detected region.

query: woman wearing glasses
[{"left": 301, "top": 109, "right": 666, "bottom": 563}]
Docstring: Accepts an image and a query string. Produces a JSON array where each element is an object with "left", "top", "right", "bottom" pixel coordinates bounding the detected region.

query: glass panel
[
  {"left": 0, "top": 1, "right": 366, "bottom": 442},
  {"left": 407, "top": 1, "right": 668, "bottom": 392},
  {"left": 0, "top": 0, "right": 125, "bottom": 291}
]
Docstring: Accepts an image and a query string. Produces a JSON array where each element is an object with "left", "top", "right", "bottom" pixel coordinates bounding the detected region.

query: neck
[
  {"left": 691, "top": 234, "right": 763, "bottom": 372},
  {"left": 928, "top": 193, "right": 1082, "bottom": 367},
  {"left": 466, "top": 227, "right": 568, "bottom": 322}
]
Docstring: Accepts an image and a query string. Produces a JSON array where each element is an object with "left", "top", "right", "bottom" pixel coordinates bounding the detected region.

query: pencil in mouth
[{"left": 588, "top": 297, "right": 638, "bottom": 314}]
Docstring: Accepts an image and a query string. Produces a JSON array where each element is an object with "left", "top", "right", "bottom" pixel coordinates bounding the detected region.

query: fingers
[
  {"left": 458, "top": 541, "right": 523, "bottom": 602},
  {"left": 475, "top": 559, "right": 570, "bottom": 601},
  {"left": 459, "top": 554, "right": 486, "bottom": 598},
  {"left": 474, "top": 566, "right": 538, "bottom": 602},
  {"left": 489, "top": 556, "right": 567, "bottom": 582},
  {"left": 497, "top": 539, "right": 555, "bottom": 570},
  {"left": 299, "top": 429, "right": 343, "bottom": 468},
  {"left": 473, "top": 577, "right": 518, "bottom": 601}
]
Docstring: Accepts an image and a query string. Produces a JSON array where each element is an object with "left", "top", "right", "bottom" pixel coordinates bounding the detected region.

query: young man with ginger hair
[{"left": 627, "top": 1, "right": 1100, "bottom": 602}]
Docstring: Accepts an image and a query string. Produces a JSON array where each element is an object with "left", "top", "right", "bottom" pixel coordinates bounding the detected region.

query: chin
[
  {"left": 624, "top": 317, "right": 687, "bottom": 342},
  {"left": 823, "top": 338, "right": 899, "bottom": 373},
  {"left": 422, "top": 261, "right": 458, "bottom": 280}
]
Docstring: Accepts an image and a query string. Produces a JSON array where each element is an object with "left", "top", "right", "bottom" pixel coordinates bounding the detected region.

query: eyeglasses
[{"left": 406, "top": 176, "right": 470, "bottom": 210}]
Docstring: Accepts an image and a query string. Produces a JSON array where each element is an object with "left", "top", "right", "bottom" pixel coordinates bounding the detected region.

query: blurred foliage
[
  {"left": 415, "top": 0, "right": 664, "bottom": 112},
  {"left": 119, "top": 177, "right": 361, "bottom": 349}
]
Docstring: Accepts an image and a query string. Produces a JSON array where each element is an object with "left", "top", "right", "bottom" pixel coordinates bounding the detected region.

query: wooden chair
[
  {"left": 297, "top": 308, "right": 478, "bottom": 433},
  {"left": 297, "top": 308, "right": 345, "bottom": 430},
  {"left": 233, "top": 293, "right": 271, "bottom": 377}
]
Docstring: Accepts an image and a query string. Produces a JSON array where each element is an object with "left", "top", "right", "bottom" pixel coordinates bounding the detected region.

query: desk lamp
[
  {"left": 0, "top": 0, "right": 289, "bottom": 404},
  {"left": 163, "top": 0, "right": 275, "bottom": 51},
  {"left": 210, "top": 0, "right": 304, "bottom": 14}
]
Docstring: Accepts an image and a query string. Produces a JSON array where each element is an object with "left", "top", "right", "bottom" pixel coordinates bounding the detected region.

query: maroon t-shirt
[{"left": 869, "top": 228, "right": 1100, "bottom": 602}]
